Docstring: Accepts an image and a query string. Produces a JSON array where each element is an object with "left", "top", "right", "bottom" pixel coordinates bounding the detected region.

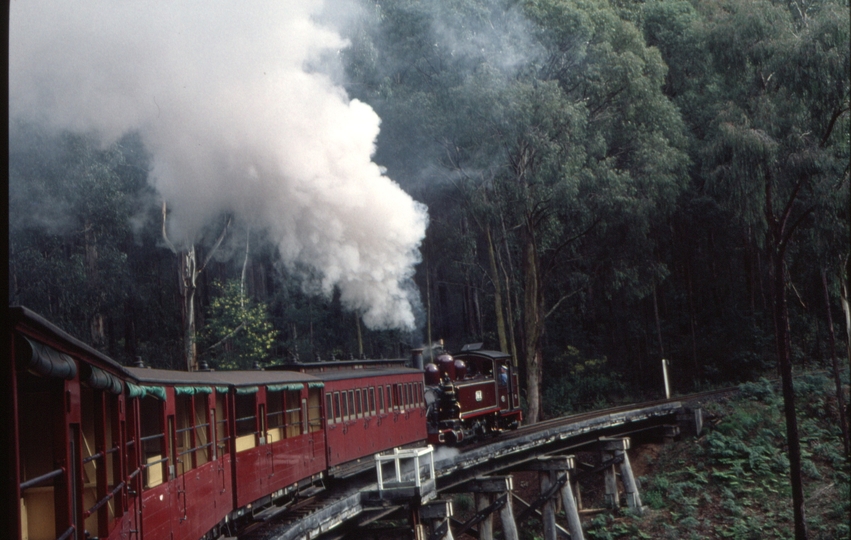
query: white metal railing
[{"left": 374, "top": 445, "right": 435, "bottom": 494}]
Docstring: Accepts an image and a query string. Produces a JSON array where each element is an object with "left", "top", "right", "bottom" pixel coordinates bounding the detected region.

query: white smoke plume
[{"left": 9, "top": 0, "right": 428, "bottom": 329}]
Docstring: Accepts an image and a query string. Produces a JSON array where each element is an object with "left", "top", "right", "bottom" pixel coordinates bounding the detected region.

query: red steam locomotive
[{"left": 8, "top": 306, "right": 520, "bottom": 540}]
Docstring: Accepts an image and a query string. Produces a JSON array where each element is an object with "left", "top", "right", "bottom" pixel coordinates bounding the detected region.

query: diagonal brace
[{"left": 454, "top": 493, "right": 508, "bottom": 537}]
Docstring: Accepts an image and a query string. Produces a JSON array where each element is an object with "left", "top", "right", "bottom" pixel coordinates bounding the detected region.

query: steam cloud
[{"left": 9, "top": 0, "right": 428, "bottom": 329}]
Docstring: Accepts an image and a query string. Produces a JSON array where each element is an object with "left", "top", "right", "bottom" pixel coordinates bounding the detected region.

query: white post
[
  {"left": 662, "top": 358, "right": 670, "bottom": 399},
  {"left": 376, "top": 453, "right": 384, "bottom": 493}
]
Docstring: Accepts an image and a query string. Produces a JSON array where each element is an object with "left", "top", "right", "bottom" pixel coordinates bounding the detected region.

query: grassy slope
[{"left": 580, "top": 374, "right": 850, "bottom": 540}]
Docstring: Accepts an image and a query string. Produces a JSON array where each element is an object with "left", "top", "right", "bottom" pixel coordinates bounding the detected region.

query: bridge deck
[{"left": 239, "top": 398, "right": 697, "bottom": 540}]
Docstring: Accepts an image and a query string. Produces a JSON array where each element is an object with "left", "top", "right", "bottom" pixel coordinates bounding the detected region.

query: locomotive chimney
[{"left": 411, "top": 348, "right": 424, "bottom": 370}]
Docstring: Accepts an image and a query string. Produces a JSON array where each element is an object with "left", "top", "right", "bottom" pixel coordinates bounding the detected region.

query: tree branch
[
  {"left": 199, "top": 216, "right": 232, "bottom": 273},
  {"left": 161, "top": 200, "right": 178, "bottom": 254},
  {"left": 544, "top": 283, "right": 590, "bottom": 320},
  {"left": 778, "top": 175, "right": 809, "bottom": 240},
  {"left": 204, "top": 321, "right": 246, "bottom": 352},
  {"left": 820, "top": 106, "right": 848, "bottom": 148},
  {"left": 780, "top": 203, "right": 817, "bottom": 251}
]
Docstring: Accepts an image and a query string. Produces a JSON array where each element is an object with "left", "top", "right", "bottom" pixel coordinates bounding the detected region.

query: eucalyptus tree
[
  {"left": 200, "top": 279, "right": 278, "bottom": 370},
  {"left": 9, "top": 125, "right": 152, "bottom": 355},
  {"left": 343, "top": 0, "right": 689, "bottom": 422},
  {"left": 161, "top": 203, "right": 231, "bottom": 371},
  {"left": 665, "top": 1, "right": 850, "bottom": 537}
]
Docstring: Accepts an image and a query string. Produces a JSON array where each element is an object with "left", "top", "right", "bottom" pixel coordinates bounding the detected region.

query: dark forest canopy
[{"left": 9, "top": 0, "right": 849, "bottom": 404}]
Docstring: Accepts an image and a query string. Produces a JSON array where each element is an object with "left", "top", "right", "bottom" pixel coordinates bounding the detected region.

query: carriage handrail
[
  {"left": 56, "top": 525, "right": 75, "bottom": 540},
  {"left": 178, "top": 440, "right": 213, "bottom": 457},
  {"left": 84, "top": 481, "right": 125, "bottom": 517},
  {"left": 19, "top": 467, "right": 64, "bottom": 490}
]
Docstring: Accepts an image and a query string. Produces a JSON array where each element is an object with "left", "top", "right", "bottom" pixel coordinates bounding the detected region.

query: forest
[{"left": 8, "top": 0, "right": 849, "bottom": 418}]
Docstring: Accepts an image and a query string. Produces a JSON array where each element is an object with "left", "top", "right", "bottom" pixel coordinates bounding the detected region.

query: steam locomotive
[{"left": 8, "top": 306, "right": 521, "bottom": 540}]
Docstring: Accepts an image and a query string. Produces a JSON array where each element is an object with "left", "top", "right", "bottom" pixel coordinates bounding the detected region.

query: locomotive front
[{"left": 423, "top": 347, "right": 522, "bottom": 445}]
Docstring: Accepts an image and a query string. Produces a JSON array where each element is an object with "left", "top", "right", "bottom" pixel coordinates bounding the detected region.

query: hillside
[{"left": 580, "top": 374, "right": 849, "bottom": 540}]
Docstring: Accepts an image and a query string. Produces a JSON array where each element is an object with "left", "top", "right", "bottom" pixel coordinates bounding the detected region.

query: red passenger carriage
[
  {"left": 273, "top": 360, "right": 427, "bottom": 478},
  {"left": 7, "top": 306, "right": 521, "bottom": 540}
]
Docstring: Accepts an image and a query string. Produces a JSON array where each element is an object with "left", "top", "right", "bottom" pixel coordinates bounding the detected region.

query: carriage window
[
  {"left": 308, "top": 388, "right": 322, "bottom": 433},
  {"left": 418, "top": 383, "right": 424, "bottom": 406},
  {"left": 355, "top": 389, "right": 362, "bottom": 418},
  {"left": 140, "top": 396, "right": 166, "bottom": 489},
  {"left": 387, "top": 385, "right": 394, "bottom": 411},
  {"left": 369, "top": 387, "right": 376, "bottom": 415},
  {"left": 348, "top": 391, "right": 355, "bottom": 420},
  {"left": 285, "top": 390, "right": 302, "bottom": 438},
  {"left": 81, "top": 387, "right": 119, "bottom": 535},
  {"left": 125, "top": 395, "right": 141, "bottom": 497},
  {"left": 194, "top": 396, "right": 211, "bottom": 466},
  {"left": 340, "top": 390, "right": 349, "bottom": 420},
  {"left": 175, "top": 394, "right": 196, "bottom": 472},
  {"left": 334, "top": 392, "right": 342, "bottom": 422},
  {"left": 234, "top": 393, "right": 257, "bottom": 452},
  {"left": 307, "top": 388, "right": 322, "bottom": 433},
  {"left": 326, "top": 394, "right": 334, "bottom": 425},
  {"left": 266, "top": 390, "right": 284, "bottom": 443},
  {"left": 215, "top": 392, "right": 229, "bottom": 457},
  {"left": 378, "top": 387, "right": 384, "bottom": 413}
]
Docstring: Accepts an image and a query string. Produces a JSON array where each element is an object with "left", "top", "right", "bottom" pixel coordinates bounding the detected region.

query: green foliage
[
  {"left": 632, "top": 380, "right": 849, "bottom": 539},
  {"left": 585, "top": 512, "right": 649, "bottom": 539},
  {"left": 542, "top": 346, "right": 626, "bottom": 416},
  {"left": 201, "top": 280, "right": 278, "bottom": 370}
]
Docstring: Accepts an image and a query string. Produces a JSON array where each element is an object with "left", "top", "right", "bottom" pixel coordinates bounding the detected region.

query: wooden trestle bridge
[{"left": 235, "top": 389, "right": 732, "bottom": 540}]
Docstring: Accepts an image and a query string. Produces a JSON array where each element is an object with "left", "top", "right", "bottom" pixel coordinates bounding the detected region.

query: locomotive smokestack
[{"left": 411, "top": 348, "right": 424, "bottom": 370}]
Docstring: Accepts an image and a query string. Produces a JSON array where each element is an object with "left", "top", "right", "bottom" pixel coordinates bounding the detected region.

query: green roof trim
[
  {"left": 308, "top": 382, "right": 325, "bottom": 389},
  {"left": 235, "top": 386, "right": 259, "bottom": 395},
  {"left": 175, "top": 386, "right": 213, "bottom": 395},
  {"left": 267, "top": 383, "right": 303, "bottom": 392},
  {"left": 126, "top": 382, "right": 145, "bottom": 399},
  {"left": 216, "top": 386, "right": 230, "bottom": 394},
  {"left": 142, "top": 385, "right": 167, "bottom": 400}
]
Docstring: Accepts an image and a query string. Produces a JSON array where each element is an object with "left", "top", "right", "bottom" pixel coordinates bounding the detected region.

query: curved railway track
[{"left": 239, "top": 385, "right": 741, "bottom": 540}]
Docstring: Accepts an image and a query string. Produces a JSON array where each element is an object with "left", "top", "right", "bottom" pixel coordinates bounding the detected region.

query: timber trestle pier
[{"left": 237, "top": 390, "right": 730, "bottom": 540}]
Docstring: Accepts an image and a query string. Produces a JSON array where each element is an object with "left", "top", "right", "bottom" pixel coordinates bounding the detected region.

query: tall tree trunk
[
  {"left": 162, "top": 202, "right": 230, "bottom": 371},
  {"left": 426, "top": 238, "right": 433, "bottom": 359},
  {"left": 84, "top": 219, "right": 106, "bottom": 347},
  {"left": 180, "top": 247, "right": 199, "bottom": 372},
  {"left": 843, "top": 255, "right": 851, "bottom": 372},
  {"left": 124, "top": 297, "right": 137, "bottom": 360},
  {"left": 653, "top": 285, "right": 665, "bottom": 359},
  {"left": 686, "top": 257, "right": 699, "bottom": 387},
  {"left": 772, "top": 247, "right": 807, "bottom": 540},
  {"left": 486, "top": 225, "right": 509, "bottom": 353},
  {"left": 522, "top": 224, "right": 543, "bottom": 424},
  {"left": 355, "top": 312, "right": 363, "bottom": 358},
  {"left": 500, "top": 215, "right": 520, "bottom": 365},
  {"left": 822, "top": 268, "right": 850, "bottom": 457}
]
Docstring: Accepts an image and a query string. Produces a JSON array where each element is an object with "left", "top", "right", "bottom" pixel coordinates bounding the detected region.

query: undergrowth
[{"left": 582, "top": 373, "right": 849, "bottom": 540}]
